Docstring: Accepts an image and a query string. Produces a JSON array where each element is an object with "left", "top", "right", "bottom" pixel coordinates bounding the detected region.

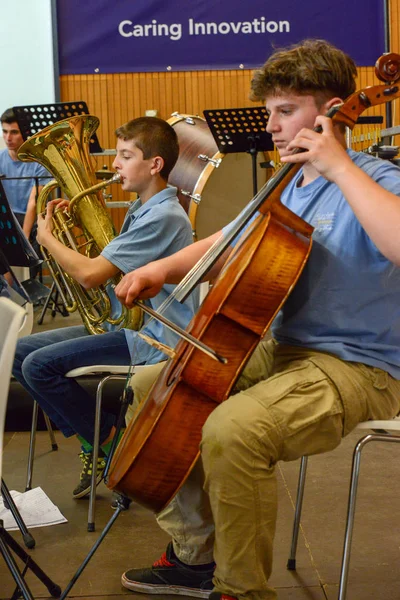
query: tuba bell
[{"left": 17, "top": 114, "right": 142, "bottom": 334}]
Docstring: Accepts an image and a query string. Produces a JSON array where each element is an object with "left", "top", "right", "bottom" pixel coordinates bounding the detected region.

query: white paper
[{"left": 0, "top": 486, "right": 68, "bottom": 530}]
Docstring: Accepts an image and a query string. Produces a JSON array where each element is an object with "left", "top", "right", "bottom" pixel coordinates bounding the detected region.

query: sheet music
[{"left": 0, "top": 487, "right": 68, "bottom": 530}]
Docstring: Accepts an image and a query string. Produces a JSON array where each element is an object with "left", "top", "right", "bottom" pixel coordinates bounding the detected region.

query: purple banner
[{"left": 57, "top": 0, "right": 385, "bottom": 74}]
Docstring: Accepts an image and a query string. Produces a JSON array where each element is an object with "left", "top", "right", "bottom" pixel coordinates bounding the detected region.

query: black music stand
[
  {"left": 0, "top": 182, "right": 41, "bottom": 300},
  {"left": 13, "top": 101, "right": 103, "bottom": 153},
  {"left": 203, "top": 106, "right": 274, "bottom": 195},
  {"left": 0, "top": 182, "right": 49, "bottom": 306},
  {"left": 0, "top": 172, "right": 52, "bottom": 286},
  {"left": 12, "top": 101, "right": 103, "bottom": 319},
  {"left": 0, "top": 429, "right": 61, "bottom": 598},
  {"left": 0, "top": 520, "right": 61, "bottom": 600}
]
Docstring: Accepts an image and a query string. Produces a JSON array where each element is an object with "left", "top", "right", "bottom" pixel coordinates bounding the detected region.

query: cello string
[{"left": 113, "top": 107, "right": 328, "bottom": 356}]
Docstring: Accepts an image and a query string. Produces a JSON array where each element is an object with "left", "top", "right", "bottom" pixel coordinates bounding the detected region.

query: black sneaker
[
  {"left": 121, "top": 542, "right": 215, "bottom": 598},
  {"left": 209, "top": 593, "right": 237, "bottom": 600},
  {"left": 72, "top": 450, "right": 106, "bottom": 499}
]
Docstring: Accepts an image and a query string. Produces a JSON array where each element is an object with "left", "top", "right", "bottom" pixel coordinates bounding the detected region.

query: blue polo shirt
[
  {"left": 102, "top": 186, "right": 199, "bottom": 363},
  {"left": 223, "top": 150, "right": 400, "bottom": 378},
  {"left": 0, "top": 149, "right": 50, "bottom": 214}
]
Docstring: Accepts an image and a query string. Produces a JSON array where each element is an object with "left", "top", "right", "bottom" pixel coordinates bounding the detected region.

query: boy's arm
[
  {"left": 22, "top": 185, "right": 42, "bottom": 238},
  {"left": 37, "top": 200, "right": 119, "bottom": 288},
  {"left": 283, "top": 116, "right": 400, "bottom": 265},
  {"left": 116, "top": 230, "right": 228, "bottom": 307}
]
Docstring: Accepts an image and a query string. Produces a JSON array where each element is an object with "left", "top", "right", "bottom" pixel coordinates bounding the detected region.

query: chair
[
  {"left": 1, "top": 297, "right": 37, "bottom": 548},
  {"left": 287, "top": 416, "right": 400, "bottom": 600},
  {"left": 0, "top": 297, "right": 61, "bottom": 599},
  {"left": 10, "top": 266, "right": 33, "bottom": 338},
  {"left": 0, "top": 298, "right": 25, "bottom": 482},
  {"left": 65, "top": 364, "right": 148, "bottom": 532},
  {"left": 26, "top": 363, "right": 147, "bottom": 531}
]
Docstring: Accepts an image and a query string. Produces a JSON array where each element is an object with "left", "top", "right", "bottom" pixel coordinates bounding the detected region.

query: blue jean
[{"left": 13, "top": 326, "right": 132, "bottom": 444}]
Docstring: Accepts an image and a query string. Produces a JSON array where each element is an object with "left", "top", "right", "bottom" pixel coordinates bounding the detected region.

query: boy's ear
[
  {"left": 151, "top": 156, "right": 164, "bottom": 175},
  {"left": 323, "top": 97, "right": 344, "bottom": 113}
]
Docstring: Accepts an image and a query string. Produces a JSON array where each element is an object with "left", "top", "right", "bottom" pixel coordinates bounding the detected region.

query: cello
[{"left": 107, "top": 53, "right": 400, "bottom": 513}]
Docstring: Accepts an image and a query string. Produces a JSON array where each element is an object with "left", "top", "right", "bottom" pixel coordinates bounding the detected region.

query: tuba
[{"left": 17, "top": 114, "right": 142, "bottom": 334}]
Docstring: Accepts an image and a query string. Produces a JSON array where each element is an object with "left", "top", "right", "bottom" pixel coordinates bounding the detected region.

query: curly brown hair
[{"left": 250, "top": 39, "right": 357, "bottom": 105}]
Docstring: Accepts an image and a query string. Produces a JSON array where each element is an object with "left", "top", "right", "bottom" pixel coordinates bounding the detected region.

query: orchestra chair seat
[
  {"left": 18, "top": 302, "right": 33, "bottom": 340},
  {"left": 26, "top": 364, "right": 148, "bottom": 532},
  {"left": 0, "top": 298, "right": 25, "bottom": 481},
  {"left": 287, "top": 416, "right": 400, "bottom": 600},
  {"left": 11, "top": 267, "right": 33, "bottom": 340},
  {"left": 65, "top": 364, "right": 149, "bottom": 532}
]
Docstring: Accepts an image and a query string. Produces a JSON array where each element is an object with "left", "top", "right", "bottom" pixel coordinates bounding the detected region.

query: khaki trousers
[{"left": 127, "top": 340, "right": 400, "bottom": 600}]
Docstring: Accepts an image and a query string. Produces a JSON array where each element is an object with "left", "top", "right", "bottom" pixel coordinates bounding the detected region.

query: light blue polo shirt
[
  {"left": 0, "top": 149, "right": 50, "bottom": 214},
  {"left": 223, "top": 150, "right": 400, "bottom": 378},
  {"left": 101, "top": 186, "right": 199, "bottom": 363}
]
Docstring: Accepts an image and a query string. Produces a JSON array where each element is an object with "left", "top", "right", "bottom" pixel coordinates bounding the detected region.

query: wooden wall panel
[
  {"left": 391, "top": 0, "right": 399, "bottom": 53},
  {"left": 59, "top": 0, "right": 400, "bottom": 228}
]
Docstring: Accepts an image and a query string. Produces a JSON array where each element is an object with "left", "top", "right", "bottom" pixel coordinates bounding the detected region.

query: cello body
[
  {"left": 107, "top": 206, "right": 313, "bottom": 512},
  {"left": 108, "top": 52, "right": 400, "bottom": 512}
]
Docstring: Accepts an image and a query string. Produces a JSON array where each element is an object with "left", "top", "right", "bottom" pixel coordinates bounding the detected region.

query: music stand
[
  {"left": 0, "top": 181, "right": 43, "bottom": 301},
  {"left": 13, "top": 101, "right": 103, "bottom": 153},
  {"left": 203, "top": 106, "right": 274, "bottom": 195}
]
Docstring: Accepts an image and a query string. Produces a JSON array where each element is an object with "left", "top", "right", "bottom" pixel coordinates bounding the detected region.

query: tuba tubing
[{"left": 18, "top": 114, "right": 142, "bottom": 334}]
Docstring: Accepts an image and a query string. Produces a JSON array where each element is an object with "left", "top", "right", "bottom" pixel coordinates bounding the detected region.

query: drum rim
[
  {"left": 188, "top": 151, "right": 225, "bottom": 239},
  {"left": 167, "top": 113, "right": 205, "bottom": 126}
]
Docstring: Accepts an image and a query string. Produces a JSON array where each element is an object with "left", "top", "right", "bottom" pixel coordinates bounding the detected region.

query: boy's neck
[
  {"left": 8, "top": 148, "right": 18, "bottom": 161},
  {"left": 139, "top": 179, "right": 168, "bottom": 204},
  {"left": 300, "top": 163, "right": 321, "bottom": 187}
]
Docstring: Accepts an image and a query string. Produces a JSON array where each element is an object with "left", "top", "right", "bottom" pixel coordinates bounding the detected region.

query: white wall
[{"left": 0, "top": 0, "right": 56, "bottom": 116}]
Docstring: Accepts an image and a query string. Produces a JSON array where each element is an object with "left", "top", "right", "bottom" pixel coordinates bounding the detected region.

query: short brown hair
[
  {"left": 115, "top": 116, "right": 179, "bottom": 180},
  {"left": 250, "top": 39, "right": 357, "bottom": 104},
  {"left": 1, "top": 108, "right": 17, "bottom": 124}
]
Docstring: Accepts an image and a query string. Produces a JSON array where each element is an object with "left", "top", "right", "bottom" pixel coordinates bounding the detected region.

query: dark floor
[{"left": 1, "top": 305, "right": 400, "bottom": 599}]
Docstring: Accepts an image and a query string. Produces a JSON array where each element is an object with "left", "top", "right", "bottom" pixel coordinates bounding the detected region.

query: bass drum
[{"left": 168, "top": 113, "right": 273, "bottom": 240}]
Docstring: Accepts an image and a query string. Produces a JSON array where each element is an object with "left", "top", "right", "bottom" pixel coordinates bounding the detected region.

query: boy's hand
[
  {"left": 36, "top": 199, "right": 58, "bottom": 244},
  {"left": 36, "top": 199, "right": 71, "bottom": 245},
  {"left": 282, "top": 116, "right": 352, "bottom": 181},
  {"left": 116, "top": 263, "right": 166, "bottom": 308}
]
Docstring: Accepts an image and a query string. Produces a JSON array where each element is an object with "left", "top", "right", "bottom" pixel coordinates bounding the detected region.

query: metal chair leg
[
  {"left": 337, "top": 433, "right": 400, "bottom": 600},
  {"left": 43, "top": 412, "right": 58, "bottom": 451},
  {"left": 25, "top": 402, "right": 38, "bottom": 491},
  {"left": 26, "top": 402, "right": 58, "bottom": 491},
  {"left": 287, "top": 455, "right": 308, "bottom": 570},
  {"left": 88, "top": 374, "right": 127, "bottom": 532}
]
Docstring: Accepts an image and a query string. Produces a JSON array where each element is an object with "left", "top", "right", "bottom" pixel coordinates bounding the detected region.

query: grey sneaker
[{"left": 72, "top": 450, "right": 106, "bottom": 499}]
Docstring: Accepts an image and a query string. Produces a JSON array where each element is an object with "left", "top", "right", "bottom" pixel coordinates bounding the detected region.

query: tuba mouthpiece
[{"left": 110, "top": 173, "right": 122, "bottom": 184}]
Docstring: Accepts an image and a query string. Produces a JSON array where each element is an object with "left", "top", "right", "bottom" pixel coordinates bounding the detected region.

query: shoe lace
[
  {"left": 78, "top": 451, "right": 106, "bottom": 481},
  {"left": 153, "top": 552, "right": 175, "bottom": 568}
]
